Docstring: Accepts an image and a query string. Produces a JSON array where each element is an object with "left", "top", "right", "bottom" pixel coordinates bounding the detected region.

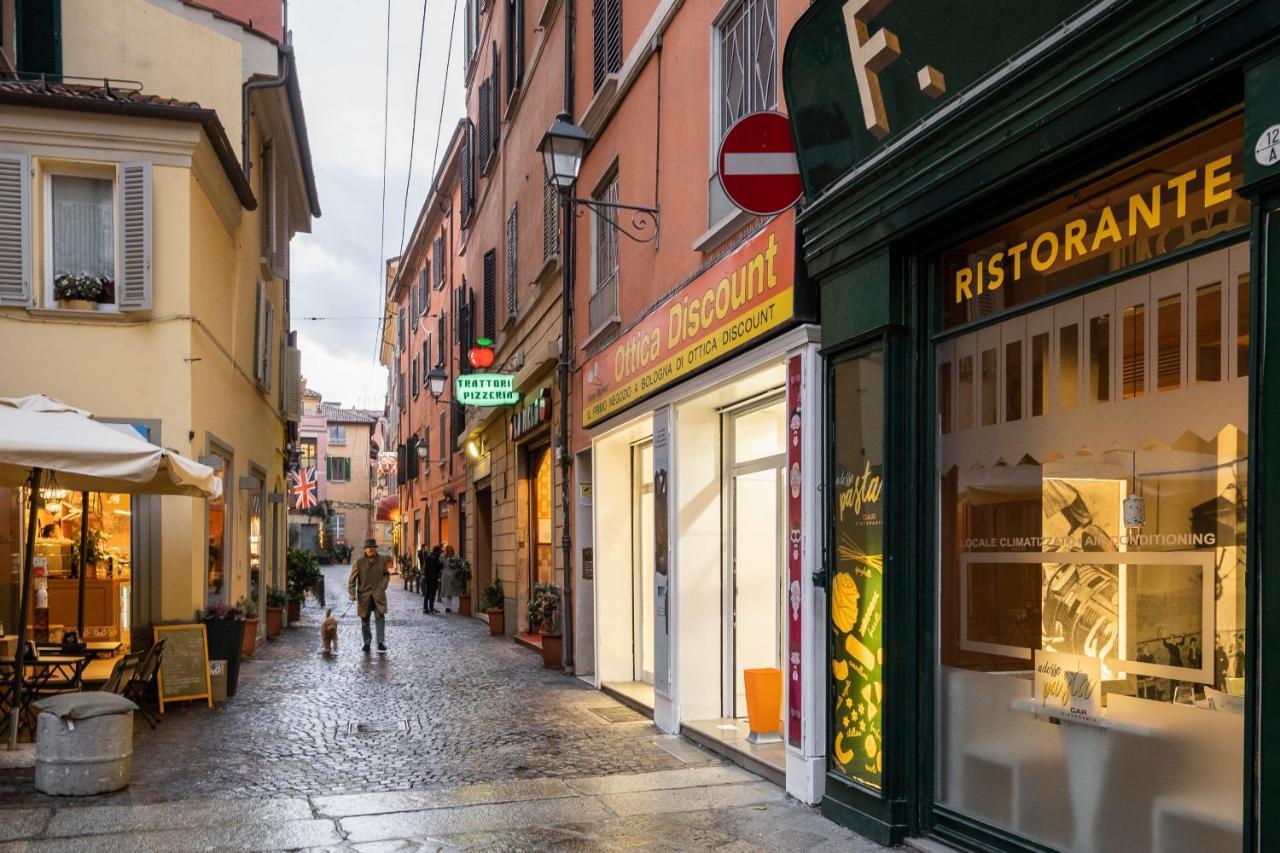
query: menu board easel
[{"left": 153, "top": 624, "right": 213, "bottom": 712}]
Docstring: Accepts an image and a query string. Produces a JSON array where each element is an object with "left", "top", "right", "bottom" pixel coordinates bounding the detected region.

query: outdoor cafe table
[{"left": 0, "top": 653, "right": 89, "bottom": 736}]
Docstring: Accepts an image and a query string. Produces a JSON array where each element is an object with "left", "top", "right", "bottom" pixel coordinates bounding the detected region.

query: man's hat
[{"left": 362, "top": 538, "right": 378, "bottom": 549}]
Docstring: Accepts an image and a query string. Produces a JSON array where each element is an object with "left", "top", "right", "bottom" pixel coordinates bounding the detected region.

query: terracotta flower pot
[
  {"left": 487, "top": 607, "right": 505, "bottom": 636},
  {"left": 458, "top": 594, "right": 472, "bottom": 617},
  {"left": 265, "top": 607, "right": 284, "bottom": 639},
  {"left": 287, "top": 599, "right": 302, "bottom": 623},
  {"left": 540, "top": 633, "right": 563, "bottom": 668},
  {"left": 241, "top": 617, "right": 259, "bottom": 658}
]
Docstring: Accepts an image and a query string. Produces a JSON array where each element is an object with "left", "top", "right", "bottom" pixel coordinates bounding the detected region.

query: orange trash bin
[{"left": 743, "top": 667, "right": 783, "bottom": 744}]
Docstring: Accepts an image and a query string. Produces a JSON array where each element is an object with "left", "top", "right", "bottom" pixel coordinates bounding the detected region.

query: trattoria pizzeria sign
[
  {"left": 582, "top": 210, "right": 796, "bottom": 426},
  {"left": 455, "top": 373, "right": 521, "bottom": 406}
]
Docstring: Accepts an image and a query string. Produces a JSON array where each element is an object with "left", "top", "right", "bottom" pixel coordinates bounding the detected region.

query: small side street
[{"left": 0, "top": 566, "right": 880, "bottom": 852}]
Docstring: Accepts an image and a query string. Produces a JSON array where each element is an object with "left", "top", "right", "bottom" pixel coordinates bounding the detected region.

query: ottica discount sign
[
  {"left": 455, "top": 373, "right": 521, "bottom": 406},
  {"left": 581, "top": 210, "right": 796, "bottom": 427}
]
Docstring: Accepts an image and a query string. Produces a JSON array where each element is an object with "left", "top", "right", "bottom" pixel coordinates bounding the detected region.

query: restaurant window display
[
  {"left": 830, "top": 347, "right": 885, "bottom": 791},
  {"left": 248, "top": 481, "right": 264, "bottom": 610},
  {"left": 0, "top": 488, "right": 133, "bottom": 650},
  {"left": 933, "top": 119, "right": 1249, "bottom": 852},
  {"left": 206, "top": 448, "right": 232, "bottom": 604}
]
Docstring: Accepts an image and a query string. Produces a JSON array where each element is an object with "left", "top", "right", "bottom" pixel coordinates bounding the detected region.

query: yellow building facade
[{"left": 0, "top": 0, "right": 318, "bottom": 642}]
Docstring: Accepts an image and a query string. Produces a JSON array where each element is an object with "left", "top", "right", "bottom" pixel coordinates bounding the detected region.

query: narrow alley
[{"left": 0, "top": 565, "right": 880, "bottom": 852}]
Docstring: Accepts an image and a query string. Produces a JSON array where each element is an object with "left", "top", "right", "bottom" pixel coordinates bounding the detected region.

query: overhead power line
[
  {"left": 398, "top": 0, "right": 431, "bottom": 255},
  {"left": 373, "top": 0, "right": 392, "bottom": 365}
]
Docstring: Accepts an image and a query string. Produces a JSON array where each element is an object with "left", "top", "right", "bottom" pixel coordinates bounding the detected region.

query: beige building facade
[{"left": 0, "top": 0, "right": 317, "bottom": 642}]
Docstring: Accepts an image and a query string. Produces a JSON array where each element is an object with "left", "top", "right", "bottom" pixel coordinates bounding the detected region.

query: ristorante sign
[{"left": 582, "top": 210, "right": 797, "bottom": 427}]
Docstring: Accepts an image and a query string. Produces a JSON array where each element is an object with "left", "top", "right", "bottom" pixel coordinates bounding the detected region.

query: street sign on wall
[
  {"left": 455, "top": 373, "right": 521, "bottom": 406},
  {"left": 717, "top": 111, "right": 803, "bottom": 216}
]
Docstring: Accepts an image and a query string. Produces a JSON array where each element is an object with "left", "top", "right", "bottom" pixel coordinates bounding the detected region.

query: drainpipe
[
  {"left": 242, "top": 42, "right": 293, "bottom": 180},
  {"left": 558, "top": 0, "right": 576, "bottom": 672}
]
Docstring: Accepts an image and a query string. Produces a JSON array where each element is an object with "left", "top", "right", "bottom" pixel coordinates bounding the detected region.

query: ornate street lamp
[{"left": 538, "top": 112, "right": 588, "bottom": 191}]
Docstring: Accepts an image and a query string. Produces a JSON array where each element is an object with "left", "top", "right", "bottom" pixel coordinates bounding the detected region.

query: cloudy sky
[{"left": 287, "top": 0, "right": 464, "bottom": 410}]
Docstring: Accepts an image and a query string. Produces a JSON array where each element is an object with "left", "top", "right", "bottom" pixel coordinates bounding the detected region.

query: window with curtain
[
  {"left": 590, "top": 174, "right": 620, "bottom": 333},
  {"left": 51, "top": 174, "right": 115, "bottom": 299},
  {"left": 326, "top": 457, "right": 352, "bottom": 482}
]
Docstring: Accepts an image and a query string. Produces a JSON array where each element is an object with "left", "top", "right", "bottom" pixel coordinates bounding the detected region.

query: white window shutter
[
  {"left": 263, "top": 299, "right": 275, "bottom": 390},
  {"left": 273, "top": 162, "right": 289, "bottom": 278},
  {"left": 260, "top": 144, "right": 274, "bottom": 262},
  {"left": 254, "top": 281, "right": 268, "bottom": 385},
  {"left": 117, "top": 161, "right": 152, "bottom": 311},
  {"left": 0, "top": 153, "right": 31, "bottom": 306},
  {"left": 284, "top": 345, "right": 302, "bottom": 421}
]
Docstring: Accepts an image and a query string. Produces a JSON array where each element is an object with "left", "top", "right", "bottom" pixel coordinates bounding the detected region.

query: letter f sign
[{"left": 843, "top": 0, "right": 900, "bottom": 140}]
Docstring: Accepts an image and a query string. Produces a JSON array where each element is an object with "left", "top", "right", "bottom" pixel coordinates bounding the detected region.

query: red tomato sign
[{"left": 717, "top": 111, "right": 803, "bottom": 217}]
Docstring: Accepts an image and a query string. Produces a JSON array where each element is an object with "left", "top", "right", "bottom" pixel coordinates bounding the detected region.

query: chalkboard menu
[{"left": 153, "top": 624, "right": 212, "bottom": 711}]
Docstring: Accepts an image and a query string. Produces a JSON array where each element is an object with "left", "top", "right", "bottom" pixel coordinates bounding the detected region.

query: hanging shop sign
[
  {"left": 783, "top": 0, "right": 1093, "bottom": 198},
  {"left": 510, "top": 387, "right": 552, "bottom": 441},
  {"left": 455, "top": 373, "right": 521, "bottom": 406},
  {"left": 582, "top": 210, "right": 797, "bottom": 427},
  {"left": 786, "top": 354, "right": 804, "bottom": 748}
]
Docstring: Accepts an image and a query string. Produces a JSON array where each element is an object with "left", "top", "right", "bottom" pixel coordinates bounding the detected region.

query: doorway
[
  {"left": 724, "top": 396, "right": 787, "bottom": 719},
  {"left": 530, "top": 446, "right": 553, "bottom": 588},
  {"left": 632, "top": 440, "right": 655, "bottom": 685},
  {"left": 475, "top": 486, "right": 492, "bottom": 607}
]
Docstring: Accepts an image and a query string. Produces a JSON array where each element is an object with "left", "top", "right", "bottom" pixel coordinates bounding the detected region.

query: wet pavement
[{"left": 0, "top": 564, "right": 885, "bottom": 851}]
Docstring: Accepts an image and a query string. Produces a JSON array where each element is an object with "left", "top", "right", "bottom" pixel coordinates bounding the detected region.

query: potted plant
[
  {"left": 198, "top": 603, "right": 246, "bottom": 697},
  {"left": 54, "top": 272, "right": 111, "bottom": 311},
  {"left": 480, "top": 578, "right": 505, "bottom": 636},
  {"left": 529, "top": 583, "right": 562, "bottom": 668},
  {"left": 446, "top": 555, "right": 473, "bottom": 616},
  {"left": 265, "top": 586, "right": 286, "bottom": 639},
  {"left": 236, "top": 595, "right": 260, "bottom": 658},
  {"left": 286, "top": 548, "right": 322, "bottom": 623}
]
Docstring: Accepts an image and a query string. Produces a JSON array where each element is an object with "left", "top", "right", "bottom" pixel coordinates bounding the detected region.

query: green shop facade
[{"left": 781, "top": 0, "right": 1280, "bottom": 850}]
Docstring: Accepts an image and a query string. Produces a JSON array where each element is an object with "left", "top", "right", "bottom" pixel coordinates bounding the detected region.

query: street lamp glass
[
  {"left": 416, "top": 443, "right": 428, "bottom": 460},
  {"left": 427, "top": 368, "right": 447, "bottom": 399},
  {"left": 538, "top": 113, "right": 588, "bottom": 190}
]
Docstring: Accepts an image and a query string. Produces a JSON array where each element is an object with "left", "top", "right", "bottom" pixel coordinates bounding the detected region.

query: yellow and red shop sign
[{"left": 581, "top": 210, "right": 796, "bottom": 427}]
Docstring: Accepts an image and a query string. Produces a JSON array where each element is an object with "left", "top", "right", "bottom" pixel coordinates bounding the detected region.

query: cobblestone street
[{"left": 0, "top": 565, "right": 882, "bottom": 851}]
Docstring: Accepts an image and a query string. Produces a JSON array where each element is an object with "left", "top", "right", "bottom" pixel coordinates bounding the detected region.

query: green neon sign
[{"left": 455, "top": 373, "right": 521, "bottom": 406}]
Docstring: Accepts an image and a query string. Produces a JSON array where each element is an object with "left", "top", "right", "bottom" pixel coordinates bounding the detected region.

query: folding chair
[
  {"left": 123, "top": 639, "right": 166, "bottom": 729},
  {"left": 99, "top": 652, "right": 141, "bottom": 695}
]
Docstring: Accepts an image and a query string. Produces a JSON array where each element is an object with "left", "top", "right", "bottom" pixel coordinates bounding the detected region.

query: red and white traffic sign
[{"left": 717, "top": 110, "right": 803, "bottom": 217}]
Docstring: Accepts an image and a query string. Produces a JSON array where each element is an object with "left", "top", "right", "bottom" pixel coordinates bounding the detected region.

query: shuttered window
[
  {"left": 422, "top": 339, "right": 431, "bottom": 387},
  {"left": 437, "top": 312, "right": 447, "bottom": 365},
  {"left": 482, "top": 249, "right": 497, "bottom": 340},
  {"left": 0, "top": 153, "right": 32, "bottom": 306},
  {"left": 284, "top": 345, "right": 302, "bottom": 421},
  {"left": 260, "top": 144, "right": 274, "bottom": 260},
  {"left": 478, "top": 80, "right": 491, "bottom": 174},
  {"left": 506, "top": 205, "right": 519, "bottom": 319},
  {"left": 432, "top": 236, "right": 445, "bottom": 289},
  {"left": 542, "top": 181, "right": 558, "bottom": 264},
  {"left": 326, "top": 457, "right": 352, "bottom": 482},
  {"left": 254, "top": 281, "right": 275, "bottom": 390},
  {"left": 419, "top": 266, "right": 430, "bottom": 314},
  {"left": 505, "top": 0, "right": 524, "bottom": 97},
  {"left": 439, "top": 411, "right": 448, "bottom": 461},
  {"left": 589, "top": 173, "right": 620, "bottom": 333},
  {"left": 592, "top": 0, "right": 622, "bottom": 93},
  {"left": 491, "top": 42, "right": 502, "bottom": 151},
  {"left": 411, "top": 356, "right": 420, "bottom": 398},
  {"left": 461, "top": 120, "right": 476, "bottom": 224},
  {"left": 117, "top": 161, "right": 153, "bottom": 310},
  {"left": 260, "top": 145, "right": 289, "bottom": 279}
]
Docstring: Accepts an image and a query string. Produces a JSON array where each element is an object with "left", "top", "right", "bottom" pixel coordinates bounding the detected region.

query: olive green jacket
[{"left": 348, "top": 554, "right": 390, "bottom": 617}]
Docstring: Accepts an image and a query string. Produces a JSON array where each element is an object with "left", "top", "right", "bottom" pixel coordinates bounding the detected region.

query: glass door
[
  {"left": 632, "top": 441, "right": 655, "bottom": 684},
  {"left": 725, "top": 397, "right": 786, "bottom": 718}
]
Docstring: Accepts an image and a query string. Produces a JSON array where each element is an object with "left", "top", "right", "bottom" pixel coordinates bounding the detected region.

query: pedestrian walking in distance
[
  {"left": 349, "top": 538, "right": 390, "bottom": 653},
  {"left": 422, "top": 544, "right": 443, "bottom": 614}
]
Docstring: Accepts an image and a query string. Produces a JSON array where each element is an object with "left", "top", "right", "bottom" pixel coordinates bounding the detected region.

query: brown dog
[{"left": 321, "top": 608, "right": 339, "bottom": 655}]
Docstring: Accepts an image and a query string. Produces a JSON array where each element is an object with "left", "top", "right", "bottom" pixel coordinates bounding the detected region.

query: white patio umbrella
[{"left": 0, "top": 395, "right": 222, "bottom": 748}]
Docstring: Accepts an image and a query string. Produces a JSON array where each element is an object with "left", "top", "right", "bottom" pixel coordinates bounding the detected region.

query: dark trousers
[{"left": 424, "top": 577, "right": 440, "bottom": 611}]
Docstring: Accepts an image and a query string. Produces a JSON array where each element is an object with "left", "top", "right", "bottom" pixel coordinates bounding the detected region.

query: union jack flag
[{"left": 290, "top": 466, "right": 318, "bottom": 510}]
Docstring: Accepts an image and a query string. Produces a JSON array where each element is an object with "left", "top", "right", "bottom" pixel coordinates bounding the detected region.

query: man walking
[
  {"left": 349, "top": 538, "right": 390, "bottom": 653},
  {"left": 422, "top": 544, "right": 443, "bottom": 614}
]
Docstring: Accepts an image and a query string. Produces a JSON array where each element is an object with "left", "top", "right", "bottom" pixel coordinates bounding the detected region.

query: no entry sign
[{"left": 717, "top": 110, "right": 803, "bottom": 217}]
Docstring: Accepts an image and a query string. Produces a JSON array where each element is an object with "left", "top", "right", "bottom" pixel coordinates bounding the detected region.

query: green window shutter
[
  {"left": 117, "top": 161, "right": 152, "bottom": 311},
  {"left": 0, "top": 153, "right": 32, "bottom": 307},
  {"left": 17, "top": 0, "right": 61, "bottom": 77}
]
